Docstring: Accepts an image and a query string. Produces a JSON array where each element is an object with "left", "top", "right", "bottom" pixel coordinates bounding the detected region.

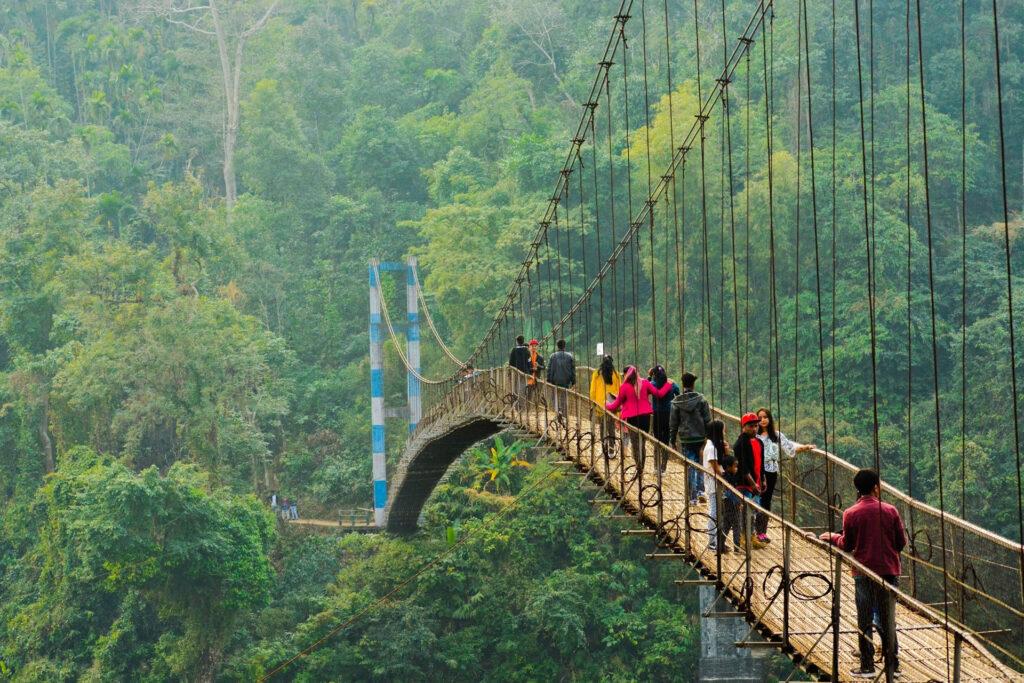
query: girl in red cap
[{"left": 605, "top": 365, "right": 676, "bottom": 471}]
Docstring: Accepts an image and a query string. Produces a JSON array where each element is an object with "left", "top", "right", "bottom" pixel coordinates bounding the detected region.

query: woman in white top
[
  {"left": 703, "top": 419, "right": 731, "bottom": 551},
  {"left": 754, "top": 407, "right": 815, "bottom": 543}
]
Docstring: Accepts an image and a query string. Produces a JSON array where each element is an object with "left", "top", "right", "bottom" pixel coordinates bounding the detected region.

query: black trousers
[
  {"left": 651, "top": 410, "right": 671, "bottom": 444},
  {"left": 625, "top": 414, "right": 650, "bottom": 471},
  {"left": 755, "top": 470, "right": 778, "bottom": 534}
]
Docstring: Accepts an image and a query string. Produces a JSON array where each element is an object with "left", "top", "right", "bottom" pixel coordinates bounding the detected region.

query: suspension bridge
[{"left": 266, "top": 0, "right": 1024, "bottom": 680}]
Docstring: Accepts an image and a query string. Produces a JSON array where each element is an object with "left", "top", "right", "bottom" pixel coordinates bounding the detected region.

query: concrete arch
[{"left": 384, "top": 415, "right": 505, "bottom": 533}]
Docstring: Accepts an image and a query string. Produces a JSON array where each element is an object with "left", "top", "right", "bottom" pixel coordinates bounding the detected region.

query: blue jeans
[{"left": 681, "top": 443, "right": 704, "bottom": 502}]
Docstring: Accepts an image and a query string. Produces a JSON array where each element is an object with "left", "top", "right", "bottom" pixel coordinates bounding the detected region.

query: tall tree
[{"left": 141, "top": 0, "right": 280, "bottom": 211}]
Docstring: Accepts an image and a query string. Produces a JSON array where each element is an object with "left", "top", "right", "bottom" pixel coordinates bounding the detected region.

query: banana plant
[{"left": 467, "top": 436, "right": 531, "bottom": 493}]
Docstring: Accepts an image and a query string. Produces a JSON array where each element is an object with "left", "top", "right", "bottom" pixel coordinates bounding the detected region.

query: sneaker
[
  {"left": 748, "top": 534, "right": 767, "bottom": 549},
  {"left": 849, "top": 667, "right": 876, "bottom": 679},
  {"left": 697, "top": 494, "right": 707, "bottom": 505},
  {"left": 757, "top": 533, "right": 771, "bottom": 544}
]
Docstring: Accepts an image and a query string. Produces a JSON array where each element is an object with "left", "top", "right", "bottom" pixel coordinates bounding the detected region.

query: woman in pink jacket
[{"left": 605, "top": 365, "right": 675, "bottom": 471}]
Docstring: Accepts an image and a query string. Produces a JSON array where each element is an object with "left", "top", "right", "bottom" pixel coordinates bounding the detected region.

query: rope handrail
[
  {"left": 372, "top": 260, "right": 447, "bottom": 386},
  {"left": 411, "top": 265, "right": 465, "bottom": 367}
]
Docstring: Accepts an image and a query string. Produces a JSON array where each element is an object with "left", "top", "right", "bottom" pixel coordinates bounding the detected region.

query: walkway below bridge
[{"left": 385, "top": 368, "right": 1024, "bottom": 682}]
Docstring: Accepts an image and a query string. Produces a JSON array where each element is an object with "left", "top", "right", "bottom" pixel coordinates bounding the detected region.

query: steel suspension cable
[
  {"left": 372, "top": 261, "right": 445, "bottom": 385},
  {"left": 744, "top": 40, "right": 751, "bottom": 401},
  {"left": 991, "top": 0, "right": 1024, "bottom": 605},
  {"left": 793, "top": 0, "right": 803, "bottom": 435},
  {"left": 799, "top": 3, "right": 839, "bottom": 673},
  {"left": 590, "top": 113, "right": 606, "bottom": 349},
  {"left": 605, "top": 63, "right": 622, "bottom": 360},
  {"left": 693, "top": 0, "right": 715, "bottom": 404},
  {"left": 660, "top": 0, "right": 683, "bottom": 377},
  {"left": 533, "top": 1, "right": 773, "bottom": 354},
  {"left": 912, "top": 0, "right": 953, "bottom": 673},
  {"left": 958, "top": 0, "right": 968, "bottom": 625},
  {"left": 641, "top": 0, "right": 659, "bottom": 364},
  {"left": 412, "top": 268, "right": 465, "bottom": 367},
  {"left": 904, "top": 0, "right": 918, "bottom": 598},
  {"left": 721, "top": 0, "right": 743, "bottom": 411},
  {"left": 619, "top": 13, "right": 641, "bottom": 364},
  {"left": 852, "top": 0, "right": 881, "bottom": 475},
  {"left": 762, "top": 7, "right": 782, "bottom": 419}
]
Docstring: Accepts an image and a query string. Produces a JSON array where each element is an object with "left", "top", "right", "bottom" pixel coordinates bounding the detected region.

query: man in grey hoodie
[{"left": 668, "top": 372, "right": 712, "bottom": 504}]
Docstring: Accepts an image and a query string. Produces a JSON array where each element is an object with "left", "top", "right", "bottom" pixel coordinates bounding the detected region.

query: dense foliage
[{"left": 0, "top": 0, "right": 1020, "bottom": 680}]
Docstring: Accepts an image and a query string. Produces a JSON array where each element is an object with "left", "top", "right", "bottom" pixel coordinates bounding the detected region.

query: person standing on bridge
[
  {"left": 754, "top": 407, "right": 815, "bottom": 545},
  {"left": 546, "top": 338, "right": 575, "bottom": 416},
  {"left": 703, "top": 419, "right": 731, "bottom": 551},
  {"left": 668, "top": 372, "right": 712, "bottom": 504},
  {"left": 509, "top": 336, "right": 531, "bottom": 403},
  {"left": 819, "top": 468, "right": 906, "bottom": 679},
  {"left": 590, "top": 355, "right": 621, "bottom": 449},
  {"left": 732, "top": 413, "right": 767, "bottom": 549},
  {"left": 605, "top": 365, "right": 675, "bottom": 472},
  {"left": 526, "top": 339, "right": 544, "bottom": 399},
  {"left": 648, "top": 365, "right": 679, "bottom": 459}
]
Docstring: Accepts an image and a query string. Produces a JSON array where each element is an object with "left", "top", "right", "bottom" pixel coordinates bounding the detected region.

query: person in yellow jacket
[{"left": 589, "top": 355, "right": 621, "bottom": 449}]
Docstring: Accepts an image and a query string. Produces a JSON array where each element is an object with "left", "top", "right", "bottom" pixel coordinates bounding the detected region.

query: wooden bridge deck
[{"left": 507, "top": 402, "right": 1021, "bottom": 682}]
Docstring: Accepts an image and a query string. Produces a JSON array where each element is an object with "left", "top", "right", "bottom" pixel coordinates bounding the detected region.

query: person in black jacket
[
  {"left": 509, "top": 335, "right": 530, "bottom": 373},
  {"left": 732, "top": 412, "right": 767, "bottom": 549},
  {"left": 508, "top": 335, "right": 530, "bottom": 403},
  {"left": 546, "top": 339, "right": 575, "bottom": 416},
  {"left": 668, "top": 372, "right": 711, "bottom": 502}
]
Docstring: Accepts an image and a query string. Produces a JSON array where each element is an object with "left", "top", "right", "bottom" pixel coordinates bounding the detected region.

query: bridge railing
[
  {"left": 415, "top": 366, "right": 1023, "bottom": 674},
  {"left": 704, "top": 407, "right": 1024, "bottom": 670}
]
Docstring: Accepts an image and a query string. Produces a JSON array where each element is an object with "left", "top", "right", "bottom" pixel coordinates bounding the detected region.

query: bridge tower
[{"left": 368, "top": 257, "right": 422, "bottom": 527}]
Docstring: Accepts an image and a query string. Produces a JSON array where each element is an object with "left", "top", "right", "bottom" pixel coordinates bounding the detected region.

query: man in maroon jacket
[{"left": 819, "top": 468, "right": 907, "bottom": 679}]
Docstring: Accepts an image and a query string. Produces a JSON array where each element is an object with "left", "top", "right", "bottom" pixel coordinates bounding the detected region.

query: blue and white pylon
[
  {"left": 368, "top": 262, "right": 387, "bottom": 527},
  {"left": 406, "top": 256, "right": 422, "bottom": 432}
]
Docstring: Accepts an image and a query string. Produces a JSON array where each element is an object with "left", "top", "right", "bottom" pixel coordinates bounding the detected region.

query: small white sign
[{"left": 596, "top": 342, "right": 604, "bottom": 356}]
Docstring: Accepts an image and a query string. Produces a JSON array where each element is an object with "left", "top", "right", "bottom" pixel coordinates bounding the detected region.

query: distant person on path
[
  {"left": 668, "top": 372, "right": 712, "bottom": 503},
  {"left": 605, "top": 365, "right": 675, "bottom": 472},
  {"left": 732, "top": 412, "right": 766, "bottom": 549},
  {"left": 290, "top": 499, "right": 299, "bottom": 520},
  {"left": 590, "top": 355, "right": 622, "bottom": 449},
  {"left": 508, "top": 335, "right": 530, "bottom": 401},
  {"left": 754, "top": 407, "right": 815, "bottom": 544},
  {"left": 648, "top": 365, "right": 680, "bottom": 452},
  {"left": 279, "top": 498, "right": 289, "bottom": 521},
  {"left": 819, "top": 468, "right": 906, "bottom": 679},
  {"left": 546, "top": 338, "right": 576, "bottom": 415},
  {"left": 703, "top": 419, "right": 731, "bottom": 550}
]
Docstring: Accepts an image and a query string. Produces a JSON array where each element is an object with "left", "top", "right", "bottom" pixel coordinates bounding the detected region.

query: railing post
[
  {"left": 714, "top": 483, "right": 723, "bottom": 580},
  {"left": 831, "top": 553, "right": 842, "bottom": 682},
  {"left": 952, "top": 632, "right": 962, "bottom": 683},
  {"left": 683, "top": 457, "right": 692, "bottom": 555},
  {"left": 782, "top": 524, "right": 791, "bottom": 650},
  {"left": 655, "top": 441, "right": 664, "bottom": 530},
  {"left": 788, "top": 455, "right": 798, "bottom": 525},
  {"left": 743, "top": 497, "right": 753, "bottom": 616}
]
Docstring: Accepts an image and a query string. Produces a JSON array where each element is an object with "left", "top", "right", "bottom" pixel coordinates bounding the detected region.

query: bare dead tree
[
  {"left": 492, "top": 0, "right": 579, "bottom": 111},
  {"left": 138, "top": 0, "right": 280, "bottom": 212}
]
